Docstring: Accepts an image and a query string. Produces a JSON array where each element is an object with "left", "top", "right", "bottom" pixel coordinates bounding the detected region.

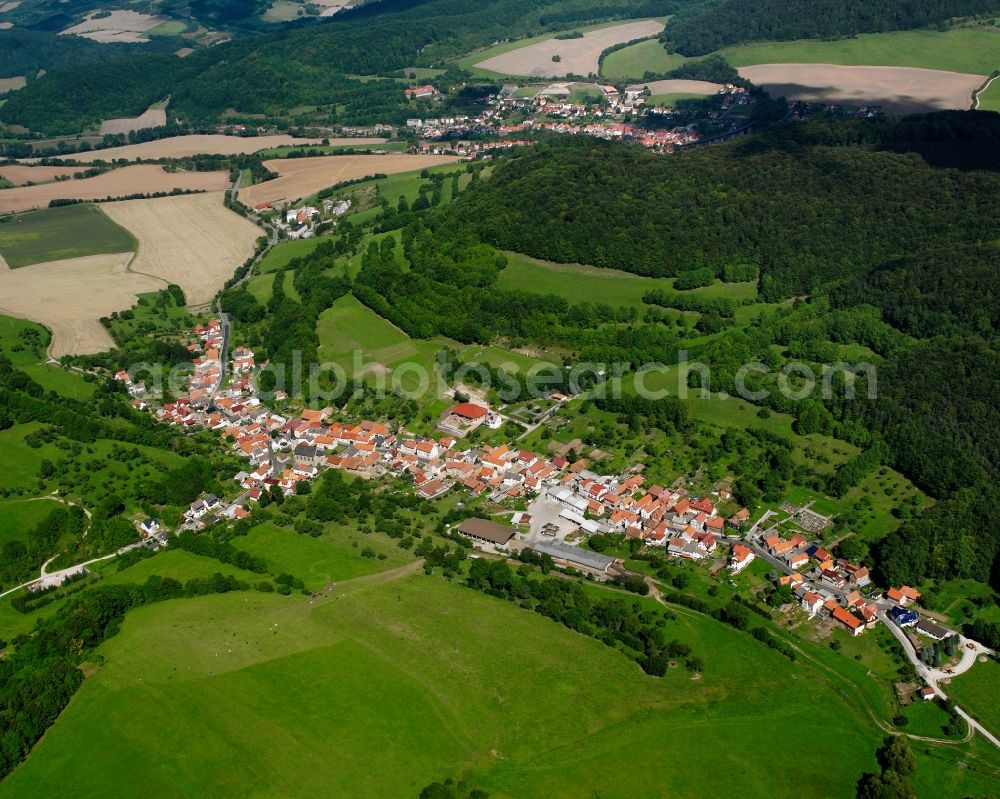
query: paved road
[{"left": 879, "top": 611, "right": 999, "bottom": 748}]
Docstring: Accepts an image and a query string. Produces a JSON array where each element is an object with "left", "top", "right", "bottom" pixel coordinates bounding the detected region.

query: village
[
  {"left": 404, "top": 80, "right": 754, "bottom": 154},
  {"left": 103, "top": 314, "right": 977, "bottom": 695}
]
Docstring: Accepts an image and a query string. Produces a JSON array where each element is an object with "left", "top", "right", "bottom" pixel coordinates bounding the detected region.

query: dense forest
[
  {"left": 664, "top": 0, "right": 999, "bottom": 55},
  {"left": 445, "top": 119, "right": 1000, "bottom": 299},
  {"left": 1, "top": 0, "right": 673, "bottom": 133}
]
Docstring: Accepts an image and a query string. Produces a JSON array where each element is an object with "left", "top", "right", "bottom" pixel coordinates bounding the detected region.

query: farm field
[
  {"left": 98, "top": 108, "right": 168, "bottom": 136},
  {"left": 0, "top": 203, "right": 135, "bottom": 267},
  {"left": 38, "top": 134, "right": 333, "bottom": 163},
  {"left": 600, "top": 36, "right": 688, "bottom": 80},
  {"left": 0, "top": 76, "right": 25, "bottom": 93},
  {"left": 0, "top": 164, "right": 231, "bottom": 214},
  {"left": 738, "top": 64, "right": 984, "bottom": 114},
  {"left": 0, "top": 164, "right": 80, "bottom": 186},
  {"left": 58, "top": 10, "right": 166, "bottom": 43},
  {"left": 3, "top": 572, "right": 998, "bottom": 798},
  {"left": 642, "top": 78, "right": 721, "bottom": 96},
  {"left": 0, "top": 252, "right": 161, "bottom": 355},
  {"left": 100, "top": 192, "right": 260, "bottom": 305},
  {"left": 474, "top": 18, "right": 665, "bottom": 78},
  {"left": 722, "top": 27, "right": 1000, "bottom": 75},
  {"left": 239, "top": 154, "right": 461, "bottom": 207}
]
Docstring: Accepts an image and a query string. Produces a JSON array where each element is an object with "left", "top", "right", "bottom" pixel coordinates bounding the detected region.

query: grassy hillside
[
  {"left": 3, "top": 570, "right": 998, "bottom": 797},
  {"left": 0, "top": 204, "right": 136, "bottom": 268},
  {"left": 601, "top": 36, "right": 690, "bottom": 78}
]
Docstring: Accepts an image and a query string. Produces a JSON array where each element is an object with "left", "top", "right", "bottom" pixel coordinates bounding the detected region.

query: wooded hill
[
  {"left": 445, "top": 117, "right": 1000, "bottom": 300},
  {"left": 664, "top": 0, "right": 1000, "bottom": 55},
  {"left": 0, "top": 0, "right": 673, "bottom": 134}
]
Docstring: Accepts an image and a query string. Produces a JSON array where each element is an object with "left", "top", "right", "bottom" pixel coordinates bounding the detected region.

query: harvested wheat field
[
  {"left": 0, "top": 251, "right": 163, "bottom": 356},
  {"left": 0, "top": 165, "right": 231, "bottom": 214},
  {"left": 738, "top": 63, "right": 984, "bottom": 113},
  {"left": 240, "top": 153, "right": 461, "bottom": 207},
  {"left": 0, "top": 76, "right": 25, "bottom": 93},
  {"left": 101, "top": 192, "right": 260, "bottom": 305},
  {"left": 99, "top": 108, "right": 168, "bottom": 136},
  {"left": 59, "top": 10, "right": 165, "bottom": 43},
  {"left": 475, "top": 19, "right": 663, "bottom": 78},
  {"left": 43, "top": 134, "right": 378, "bottom": 163},
  {"left": 0, "top": 165, "right": 80, "bottom": 186},
  {"left": 641, "top": 79, "right": 722, "bottom": 96}
]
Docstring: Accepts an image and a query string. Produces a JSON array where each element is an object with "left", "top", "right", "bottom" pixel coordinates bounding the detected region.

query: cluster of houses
[
  {"left": 249, "top": 198, "right": 351, "bottom": 239},
  {"left": 401, "top": 80, "right": 751, "bottom": 154}
]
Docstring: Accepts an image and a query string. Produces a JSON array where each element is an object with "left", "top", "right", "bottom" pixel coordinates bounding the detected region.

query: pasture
[
  {"left": 47, "top": 134, "right": 329, "bottom": 163},
  {"left": 0, "top": 164, "right": 231, "bottom": 214},
  {"left": 239, "top": 154, "right": 461, "bottom": 208},
  {"left": 497, "top": 251, "right": 756, "bottom": 310},
  {"left": 256, "top": 237, "right": 324, "bottom": 273},
  {"left": 0, "top": 314, "right": 95, "bottom": 397},
  {"left": 722, "top": 27, "right": 1000, "bottom": 76},
  {"left": 232, "top": 522, "right": 412, "bottom": 590},
  {"left": 600, "top": 37, "right": 689, "bottom": 80},
  {"left": 474, "top": 18, "right": 665, "bottom": 78},
  {"left": 2, "top": 571, "right": 996, "bottom": 798},
  {"left": 738, "top": 63, "right": 983, "bottom": 113},
  {"left": 101, "top": 192, "right": 260, "bottom": 305},
  {"left": 0, "top": 203, "right": 135, "bottom": 267},
  {"left": 0, "top": 497, "right": 62, "bottom": 549},
  {"left": 978, "top": 78, "right": 1000, "bottom": 111},
  {"left": 948, "top": 658, "right": 1000, "bottom": 742}
]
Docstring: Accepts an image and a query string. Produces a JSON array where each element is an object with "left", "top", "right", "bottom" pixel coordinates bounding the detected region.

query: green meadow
[
  {"left": 246, "top": 269, "right": 300, "bottom": 304},
  {"left": 978, "top": 77, "right": 1000, "bottom": 111},
  {"left": 232, "top": 521, "right": 412, "bottom": 590},
  {"left": 0, "top": 497, "right": 62, "bottom": 549},
  {"left": 948, "top": 657, "right": 1000, "bottom": 742},
  {"left": 497, "top": 252, "right": 757, "bottom": 311},
  {"left": 0, "top": 314, "right": 94, "bottom": 398},
  {"left": 3, "top": 571, "right": 998, "bottom": 797},
  {"left": 256, "top": 237, "right": 325, "bottom": 273},
  {"left": 601, "top": 37, "right": 690, "bottom": 80},
  {"left": 721, "top": 27, "right": 1000, "bottom": 74},
  {"left": 0, "top": 204, "right": 136, "bottom": 268}
]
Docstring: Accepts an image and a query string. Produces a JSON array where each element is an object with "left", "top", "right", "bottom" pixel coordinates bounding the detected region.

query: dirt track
[
  {"left": 239, "top": 153, "right": 461, "bottom": 207},
  {"left": 30, "top": 135, "right": 383, "bottom": 163},
  {"left": 738, "top": 63, "right": 984, "bottom": 113},
  {"left": 0, "top": 165, "right": 231, "bottom": 214},
  {"left": 476, "top": 19, "right": 664, "bottom": 78}
]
